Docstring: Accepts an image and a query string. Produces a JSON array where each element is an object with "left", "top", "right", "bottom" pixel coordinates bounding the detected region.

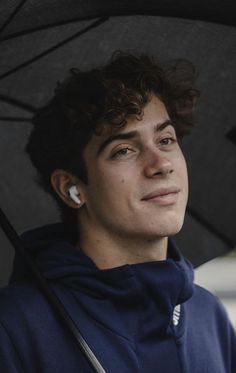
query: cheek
[
  {"left": 88, "top": 167, "right": 130, "bottom": 199},
  {"left": 180, "top": 159, "right": 189, "bottom": 199},
  {"left": 175, "top": 151, "right": 188, "bottom": 189}
]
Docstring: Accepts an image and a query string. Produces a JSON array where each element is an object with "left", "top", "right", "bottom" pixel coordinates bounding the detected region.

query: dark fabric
[
  {"left": 0, "top": 223, "right": 235, "bottom": 372},
  {"left": 1, "top": 0, "right": 235, "bottom": 39}
]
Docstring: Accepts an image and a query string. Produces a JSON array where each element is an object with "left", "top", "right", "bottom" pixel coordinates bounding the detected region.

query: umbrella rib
[
  {"left": 0, "top": 17, "right": 109, "bottom": 81},
  {"left": 187, "top": 206, "right": 235, "bottom": 248},
  {"left": 0, "top": 93, "right": 36, "bottom": 113},
  {"left": 0, "top": 0, "right": 28, "bottom": 36},
  {"left": 0, "top": 15, "right": 104, "bottom": 42}
]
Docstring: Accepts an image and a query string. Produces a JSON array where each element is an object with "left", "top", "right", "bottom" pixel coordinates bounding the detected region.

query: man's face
[{"left": 80, "top": 96, "right": 188, "bottom": 241}]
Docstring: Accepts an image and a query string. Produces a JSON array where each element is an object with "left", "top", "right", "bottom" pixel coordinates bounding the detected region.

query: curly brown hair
[{"left": 26, "top": 51, "right": 199, "bottom": 236}]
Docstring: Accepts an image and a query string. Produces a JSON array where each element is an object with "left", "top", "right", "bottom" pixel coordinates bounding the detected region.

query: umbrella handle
[{"left": 0, "top": 207, "right": 106, "bottom": 373}]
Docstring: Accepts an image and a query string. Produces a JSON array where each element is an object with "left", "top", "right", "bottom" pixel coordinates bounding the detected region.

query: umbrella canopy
[{"left": 0, "top": 0, "right": 236, "bottom": 286}]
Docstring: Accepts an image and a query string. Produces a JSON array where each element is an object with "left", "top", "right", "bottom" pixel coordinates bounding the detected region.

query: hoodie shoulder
[
  {"left": 193, "top": 284, "right": 229, "bottom": 313},
  {"left": 183, "top": 284, "right": 236, "bottom": 372},
  {"left": 190, "top": 284, "right": 230, "bottom": 320},
  {"left": 187, "top": 283, "right": 236, "bottom": 344},
  {"left": 0, "top": 280, "right": 56, "bottom": 337}
]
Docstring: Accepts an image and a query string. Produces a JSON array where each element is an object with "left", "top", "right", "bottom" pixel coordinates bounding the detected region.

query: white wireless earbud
[{"left": 68, "top": 185, "right": 81, "bottom": 205}]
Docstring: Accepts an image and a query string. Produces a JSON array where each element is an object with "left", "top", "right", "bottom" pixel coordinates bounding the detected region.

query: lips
[
  {"left": 142, "top": 186, "right": 180, "bottom": 201},
  {"left": 142, "top": 186, "right": 180, "bottom": 205}
]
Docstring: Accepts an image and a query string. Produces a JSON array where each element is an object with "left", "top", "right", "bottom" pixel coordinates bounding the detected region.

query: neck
[{"left": 77, "top": 224, "right": 168, "bottom": 269}]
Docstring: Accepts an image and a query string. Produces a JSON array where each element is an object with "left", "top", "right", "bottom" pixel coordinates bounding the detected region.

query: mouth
[{"left": 142, "top": 187, "right": 180, "bottom": 206}]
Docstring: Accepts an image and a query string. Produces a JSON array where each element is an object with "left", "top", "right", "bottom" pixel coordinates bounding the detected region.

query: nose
[{"left": 143, "top": 148, "right": 173, "bottom": 178}]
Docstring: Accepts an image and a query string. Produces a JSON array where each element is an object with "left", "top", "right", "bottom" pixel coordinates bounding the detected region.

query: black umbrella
[{"left": 0, "top": 0, "right": 236, "bottom": 288}]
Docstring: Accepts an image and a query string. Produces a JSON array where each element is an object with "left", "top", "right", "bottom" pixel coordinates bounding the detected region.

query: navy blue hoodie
[{"left": 0, "top": 223, "right": 235, "bottom": 372}]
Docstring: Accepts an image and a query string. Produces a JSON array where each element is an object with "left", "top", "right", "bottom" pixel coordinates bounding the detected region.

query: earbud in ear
[{"left": 68, "top": 185, "right": 81, "bottom": 205}]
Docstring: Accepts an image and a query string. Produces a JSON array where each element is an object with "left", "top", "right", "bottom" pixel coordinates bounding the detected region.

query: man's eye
[
  {"left": 112, "top": 147, "right": 133, "bottom": 158},
  {"left": 160, "top": 137, "right": 176, "bottom": 146}
]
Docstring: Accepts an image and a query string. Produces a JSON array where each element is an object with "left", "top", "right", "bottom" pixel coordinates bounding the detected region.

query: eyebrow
[{"left": 96, "top": 120, "right": 174, "bottom": 156}]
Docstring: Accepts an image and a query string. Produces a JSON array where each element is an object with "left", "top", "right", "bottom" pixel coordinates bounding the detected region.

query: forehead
[{"left": 84, "top": 96, "right": 171, "bottom": 156}]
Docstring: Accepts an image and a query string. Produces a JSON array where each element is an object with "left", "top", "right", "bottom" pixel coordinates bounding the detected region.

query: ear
[{"left": 50, "top": 169, "right": 83, "bottom": 209}]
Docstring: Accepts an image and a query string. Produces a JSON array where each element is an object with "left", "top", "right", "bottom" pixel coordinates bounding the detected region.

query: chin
[
  {"left": 149, "top": 215, "right": 185, "bottom": 238},
  {"left": 165, "top": 220, "right": 185, "bottom": 237}
]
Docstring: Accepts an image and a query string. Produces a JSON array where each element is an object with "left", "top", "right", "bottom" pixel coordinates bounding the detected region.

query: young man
[{"left": 0, "top": 52, "right": 235, "bottom": 372}]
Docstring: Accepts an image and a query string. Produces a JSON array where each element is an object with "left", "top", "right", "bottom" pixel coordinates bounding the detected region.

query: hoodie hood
[{"left": 11, "top": 223, "right": 194, "bottom": 339}]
